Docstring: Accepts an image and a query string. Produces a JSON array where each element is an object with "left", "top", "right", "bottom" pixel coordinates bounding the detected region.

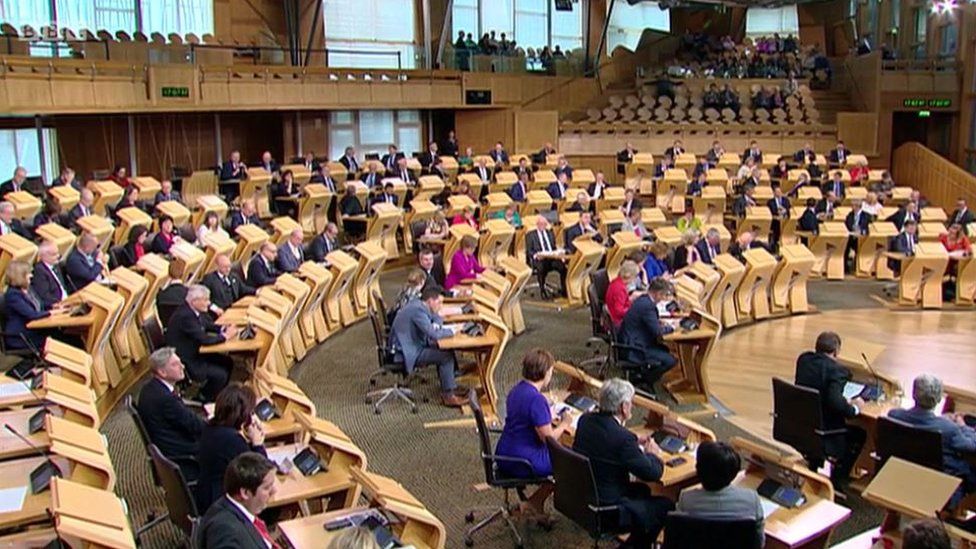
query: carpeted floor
[{"left": 103, "top": 277, "right": 885, "bottom": 549}]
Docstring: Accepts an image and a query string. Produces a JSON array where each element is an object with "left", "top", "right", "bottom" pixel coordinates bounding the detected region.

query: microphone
[
  {"left": 4, "top": 422, "right": 61, "bottom": 494},
  {"left": 860, "top": 352, "right": 884, "bottom": 401}
]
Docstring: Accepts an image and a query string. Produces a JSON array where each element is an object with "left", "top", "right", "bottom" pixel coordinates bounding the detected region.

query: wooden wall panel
[
  {"left": 53, "top": 116, "right": 131, "bottom": 181},
  {"left": 892, "top": 142, "right": 976, "bottom": 210},
  {"left": 454, "top": 110, "right": 514, "bottom": 155},
  {"left": 837, "top": 112, "right": 879, "bottom": 155},
  {"left": 515, "top": 111, "right": 558, "bottom": 153},
  {"left": 219, "top": 113, "right": 285, "bottom": 166},
  {"left": 134, "top": 114, "right": 218, "bottom": 177},
  {"left": 213, "top": 0, "right": 287, "bottom": 47}
]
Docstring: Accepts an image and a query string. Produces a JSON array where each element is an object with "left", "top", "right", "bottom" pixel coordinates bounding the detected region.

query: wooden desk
[
  {"left": 709, "top": 254, "right": 746, "bottom": 328},
  {"left": 857, "top": 222, "right": 898, "bottom": 280},
  {"left": 771, "top": 244, "right": 815, "bottom": 315},
  {"left": 130, "top": 176, "right": 161, "bottom": 202},
  {"left": 112, "top": 206, "right": 152, "bottom": 246},
  {"left": 661, "top": 310, "right": 721, "bottom": 404},
  {"left": 233, "top": 223, "right": 270, "bottom": 266},
  {"left": 0, "top": 455, "right": 71, "bottom": 530},
  {"left": 34, "top": 223, "right": 76, "bottom": 258},
  {"left": 479, "top": 219, "right": 515, "bottom": 268},
  {"left": 605, "top": 231, "right": 643, "bottom": 279},
  {"left": 894, "top": 242, "right": 949, "bottom": 309},
  {"left": 563, "top": 238, "right": 605, "bottom": 308},
  {"left": 192, "top": 194, "right": 229, "bottom": 229},
  {"left": 51, "top": 477, "right": 136, "bottom": 548},
  {"left": 243, "top": 168, "right": 274, "bottom": 219},
  {"left": 6, "top": 190, "right": 41, "bottom": 220},
  {"left": 350, "top": 241, "right": 387, "bottom": 322},
  {"left": 954, "top": 255, "right": 976, "bottom": 306},
  {"left": 366, "top": 202, "right": 403, "bottom": 259},
  {"left": 299, "top": 184, "right": 333, "bottom": 235},
  {"left": 736, "top": 247, "right": 777, "bottom": 322},
  {"left": 154, "top": 200, "right": 191, "bottom": 229},
  {"left": 438, "top": 315, "right": 509, "bottom": 425},
  {"left": 743, "top": 207, "right": 774, "bottom": 243},
  {"left": 809, "top": 222, "right": 848, "bottom": 280},
  {"left": 0, "top": 407, "right": 51, "bottom": 461},
  {"left": 674, "top": 262, "right": 720, "bottom": 311},
  {"left": 48, "top": 185, "right": 80, "bottom": 212},
  {"left": 87, "top": 181, "right": 123, "bottom": 217},
  {"left": 76, "top": 215, "right": 114, "bottom": 252},
  {"left": 496, "top": 256, "right": 532, "bottom": 335}
]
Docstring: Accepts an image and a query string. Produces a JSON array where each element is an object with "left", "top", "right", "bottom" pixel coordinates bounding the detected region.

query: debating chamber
[{"left": 0, "top": 0, "right": 975, "bottom": 547}]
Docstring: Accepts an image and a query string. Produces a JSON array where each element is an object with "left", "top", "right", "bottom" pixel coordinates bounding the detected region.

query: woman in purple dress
[
  {"left": 444, "top": 235, "right": 485, "bottom": 290},
  {"left": 495, "top": 349, "right": 573, "bottom": 517}
]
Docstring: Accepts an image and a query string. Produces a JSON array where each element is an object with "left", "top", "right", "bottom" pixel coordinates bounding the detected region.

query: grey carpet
[{"left": 102, "top": 275, "right": 885, "bottom": 548}]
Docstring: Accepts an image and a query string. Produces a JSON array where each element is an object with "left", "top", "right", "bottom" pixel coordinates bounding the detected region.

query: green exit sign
[
  {"left": 161, "top": 86, "right": 190, "bottom": 98},
  {"left": 903, "top": 98, "right": 951, "bottom": 108}
]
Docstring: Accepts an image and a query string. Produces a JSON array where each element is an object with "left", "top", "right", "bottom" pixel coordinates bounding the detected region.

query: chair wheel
[
  {"left": 422, "top": 397, "right": 430, "bottom": 403},
  {"left": 374, "top": 408, "right": 381, "bottom": 415},
  {"left": 369, "top": 379, "right": 376, "bottom": 386},
  {"left": 464, "top": 538, "right": 474, "bottom": 547},
  {"left": 465, "top": 512, "right": 474, "bottom": 523},
  {"left": 364, "top": 398, "right": 371, "bottom": 405},
  {"left": 411, "top": 406, "right": 418, "bottom": 414}
]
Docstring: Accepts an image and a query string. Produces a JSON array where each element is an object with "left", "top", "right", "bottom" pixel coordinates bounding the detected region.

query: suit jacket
[
  {"left": 949, "top": 208, "right": 975, "bottom": 228},
  {"left": 546, "top": 182, "right": 568, "bottom": 201},
  {"left": 150, "top": 232, "right": 176, "bottom": 255},
  {"left": 256, "top": 161, "right": 279, "bottom": 174},
  {"left": 664, "top": 147, "right": 684, "bottom": 159},
  {"left": 340, "top": 195, "right": 365, "bottom": 216},
  {"left": 0, "top": 219, "right": 31, "bottom": 240},
  {"left": 309, "top": 174, "right": 337, "bottom": 193},
  {"left": 619, "top": 294, "right": 671, "bottom": 364},
  {"left": 513, "top": 165, "right": 532, "bottom": 181},
  {"left": 393, "top": 168, "right": 416, "bottom": 185},
  {"left": 621, "top": 199, "right": 643, "bottom": 217},
  {"left": 276, "top": 242, "right": 304, "bottom": 273},
  {"left": 617, "top": 149, "right": 637, "bottom": 163},
  {"left": 389, "top": 299, "right": 453, "bottom": 372},
  {"left": 420, "top": 262, "right": 447, "bottom": 295},
  {"left": 828, "top": 148, "right": 850, "bottom": 165},
  {"left": 767, "top": 196, "right": 791, "bottom": 218},
  {"left": 0, "top": 180, "right": 24, "bottom": 198},
  {"left": 338, "top": 155, "right": 360, "bottom": 174},
  {"left": 695, "top": 240, "right": 721, "bottom": 265},
  {"left": 137, "top": 377, "right": 205, "bottom": 461},
  {"left": 370, "top": 193, "right": 399, "bottom": 208},
  {"left": 508, "top": 182, "right": 527, "bottom": 202},
  {"left": 67, "top": 203, "right": 94, "bottom": 229},
  {"left": 732, "top": 195, "right": 756, "bottom": 218},
  {"left": 573, "top": 411, "right": 664, "bottom": 509},
  {"left": 677, "top": 486, "right": 765, "bottom": 545},
  {"left": 153, "top": 191, "right": 182, "bottom": 206},
  {"left": 553, "top": 165, "right": 574, "bottom": 181},
  {"left": 64, "top": 248, "right": 102, "bottom": 292},
  {"left": 246, "top": 255, "right": 278, "bottom": 288},
  {"left": 794, "top": 149, "right": 817, "bottom": 164},
  {"left": 473, "top": 165, "right": 492, "bottom": 183},
  {"left": 798, "top": 208, "right": 820, "bottom": 234},
  {"left": 219, "top": 161, "right": 248, "bottom": 181},
  {"left": 202, "top": 271, "right": 255, "bottom": 311},
  {"left": 156, "top": 283, "right": 189, "bottom": 327},
  {"left": 2, "top": 288, "right": 49, "bottom": 350},
  {"left": 308, "top": 234, "right": 338, "bottom": 263},
  {"left": 197, "top": 495, "right": 270, "bottom": 549},
  {"left": 381, "top": 152, "right": 404, "bottom": 172},
  {"left": 229, "top": 211, "right": 260, "bottom": 233},
  {"left": 360, "top": 171, "right": 383, "bottom": 189},
  {"left": 117, "top": 242, "right": 140, "bottom": 268},
  {"left": 889, "top": 406, "right": 976, "bottom": 479},
  {"left": 845, "top": 209, "right": 872, "bottom": 235},
  {"left": 886, "top": 208, "right": 918, "bottom": 231},
  {"left": 742, "top": 149, "right": 763, "bottom": 164},
  {"left": 195, "top": 425, "right": 266, "bottom": 515},
  {"left": 525, "top": 228, "right": 558, "bottom": 265},
  {"left": 489, "top": 150, "right": 509, "bottom": 166},
  {"left": 165, "top": 303, "right": 225, "bottom": 373},
  {"left": 822, "top": 180, "right": 846, "bottom": 198},
  {"left": 30, "top": 262, "right": 69, "bottom": 310},
  {"left": 418, "top": 151, "right": 437, "bottom": 168},
  {"left": 564, "top": 223, "right": 602, "bottom": 253},
  {"left": 794, "top": 351, "right": 857, "bottom": 433}
]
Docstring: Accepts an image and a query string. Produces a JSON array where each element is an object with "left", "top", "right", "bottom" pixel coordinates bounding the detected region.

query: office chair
[
  {"left": 598, "top": 308, "right": 661, "bottom": 392},
  {"left": 579, "top": 269, "right": 611, "bottom": 372},
  {"left": 141, "top": 316, "right": 165, "bottom": 353},
  {"left": 464, "top": 391, "right": 551, "bottom": 547},
  {"left": 662, "top": 512, "right": 762, "bottom": 549},
  {"left": 876, "top": 416, "right": 943, "bottom": 470},
  {"left": 364, "top": 306, "right": 419, "bottom": 414},
  {"left": 545, "top": 436, "right": 622, "bottom": 548},
  {"left": 147, "top": 444, "right": 200, "bottom": 542},
  {"left": 771, "top": 377, "right": 846, "bottom": 472},
  {"left": 123, "top": 396, "right": 172, "bottom": 538}
]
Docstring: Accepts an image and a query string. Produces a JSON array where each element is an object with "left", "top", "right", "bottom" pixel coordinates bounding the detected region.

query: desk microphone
[
  {"left": 860, "top": 352, "right": 884, "bottom": 401},
  {"left": 4, "top": 422, "right": 61, "bottom": 494}
]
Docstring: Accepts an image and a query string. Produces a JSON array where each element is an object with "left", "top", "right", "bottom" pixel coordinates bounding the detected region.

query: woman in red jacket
[{"left": 605, "top": 260, "right": 641, "bottom": 327}]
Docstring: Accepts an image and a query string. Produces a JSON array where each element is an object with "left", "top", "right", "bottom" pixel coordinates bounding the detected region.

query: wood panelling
[
  {"left": 892, "top": 142, "right": 976, "bottom": 210},
  {"left": 53, "top": 116, "right": 131, "bottom": 181},
  {"left": 454, "top": 110, "right": 514, "bottom": 155},
  {"left": 514, "top": 111, "right": 558, "bottom": 153},
  {"left": 837, "top": 112, "right": 879, "bottom": 155},
  {"left": 844, "top": 51, "right": 881, "bottom": 112},
  {"left": 213, "top": 0, "right": 287, "bottom": 47},
  {"left": 219, "top": 112, "right": 285, "bottom": 166},
  {"left": 134, "top": 113, "right": 218, "bottom": 177}
]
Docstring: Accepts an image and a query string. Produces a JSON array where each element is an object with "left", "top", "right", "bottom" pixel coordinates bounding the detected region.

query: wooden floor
[{"left": 706, "top": 308, "right": 976, "bottom": 439}]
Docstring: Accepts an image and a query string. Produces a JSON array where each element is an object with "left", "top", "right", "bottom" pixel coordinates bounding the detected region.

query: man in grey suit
[
  {"left": 389, "top": 287, "right": 466, "bottom": 407},
  {"left": 889, "top": 374, "right": 976, "bottom": 502},
  {"left": 275, "top": 228, "right": 304, "bottom": 273},
  {"left": 197, "top": 452, "right": 277, "bottom": 549},
  {"left": 676, "top": 441, "right": 765, "bottom": 545}
]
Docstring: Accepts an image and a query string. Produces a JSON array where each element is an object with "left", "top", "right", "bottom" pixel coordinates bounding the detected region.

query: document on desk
[
  {"left": 265, "top": 443, "right": 302, "bottom": 471},
  {"left": 550, "top": 403, "right": 581, "bottom": 430},
  {"left": 0, "top": 382, "right": 32, "bottom": 399},
  {"left": 843, "top": 382, "right": 865, "bottom": 401},
  {"left": 759, "top": 497, "right": 781, "bottom": 519},
  {"left": 0, "top": 486, "right": 27, "bottom": 514}
]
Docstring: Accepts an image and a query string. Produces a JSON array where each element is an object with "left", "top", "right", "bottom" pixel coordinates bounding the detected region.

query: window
[
  {"left": 607, "top": 2, "right": 670, "bottom": 53},
  {"left": 141, "top": 0, "right": 214, "bottom": 38},
  {"left": 551, "top": 4, "right": 582, "bottom": 51},
  {"left": 454, "top": 0, "right": 582, "bottom": 52},
  {"left": 452, "top": 0, "right": 479, "bottom": 38},
  {"left": 323, "top": 0, "right": 417, "bottom": 69},
  {"left": 0, "top": 128, "right": 58, "bottom": 183},
  {"left": 328, "top": 110, "right": 422, "bottom": 163},
  {"left": 745, "top": 7, "right": 799, "bottom": 37},
  {"left": 481, "top": 0, "right": 514, "bottom": 37},
  {"left": 55, "top": 0, "right": 137, "bottom": 33},
  {"left": 0, "top": 0, "right": 213, "bottom": 36},
  {"left": 514, "top": 0, "right": 546, "bottom": 50},
  {"left": 939, "top": 21, "right": 957, "bottom": 58}
]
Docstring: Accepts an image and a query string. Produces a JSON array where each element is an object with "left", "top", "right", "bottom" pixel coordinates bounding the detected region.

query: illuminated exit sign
[{"left": 903, "top": 98, "right": 951, "bottom": 108}]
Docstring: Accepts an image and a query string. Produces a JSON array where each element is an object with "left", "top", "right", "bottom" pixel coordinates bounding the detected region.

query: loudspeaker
[{"left": 465, "top": 90, "right": 492, "bottom": 105}]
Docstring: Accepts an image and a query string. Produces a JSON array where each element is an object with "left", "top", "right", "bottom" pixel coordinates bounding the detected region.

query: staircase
[{"left": 809, "top": 89, "right": 854, "bottom": 126}]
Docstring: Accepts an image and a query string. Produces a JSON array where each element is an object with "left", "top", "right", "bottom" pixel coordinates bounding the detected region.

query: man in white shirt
[{"left": 31, "top": 241, "right": 69, "bottom": 310}]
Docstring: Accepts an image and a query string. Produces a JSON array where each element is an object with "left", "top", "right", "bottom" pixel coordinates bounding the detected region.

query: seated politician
[
  {"left": 137, "top": 347, "right": 206, "bottom": 482},
  {"left": 247, "top": 242, "right": 279, "bottom": 288},
  {"left": 31, "top": 242, "right": 70, "bottom": 311},
  {"left": 389, "top": 287, "right": 466, "bottom": 408},
  {"left": 495, "top": 349, "right": 571, "bottom": 518},
  {"left": 165, "top": 285, "right": 238, "bottom": 402},
  {"left": 417, "top": 247, "right": 447, "bottom": 294},
  {"left": 618, "top": 278, "right": 679, "bottom": 388},
  {"left": 196, "top": 384, "right": 268, "bottom": 513},
  {"left": 202, "top": 254, "right": 255, "bottom": 312},
  {"left": 65, "top": 233, "right": 107, "bottom": 291},
  {"left": 150, "top": 214, "right": 180, "bottom": 255},
  {"left": 156, "top": 260, "right": 191, "bottom": 326},
  {"left": 525, "top": 216, "right": 567, "bottom": 299},
  {"left": 3, "top": 261, "right": 69, "bottom": 351},
  {"left": 197, "top": 452, "right": 277, "bottom": 549},
  {"left": 677, "top": 441, "right": 764, "bottom": 545},
  {"left": 573, "top": 378, "right": 674, "bottom": 547},
  {"left": 276, "top": 228, "right": 305, "bottom": 273},
  {"left": 889, "top": 375, "right": 976, "bottom": 502},
  {"left": 795, "top": 331, "right": 866, "bottom": 491},
  {"left": 605, "top": 260, "right": 640, "bottom": 327},
  {"left": 444, "top": 235, "right": 485, "bottom": 290}
]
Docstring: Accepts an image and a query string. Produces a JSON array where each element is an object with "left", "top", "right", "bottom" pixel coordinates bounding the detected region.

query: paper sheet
[
  {"left": 842, "top": 381, "right": 865, "bottom": 400},
  {"left": 0, "top": 383, "right": 32, "bottom": 399},
  {"left": 759, "top": 497, "right": 780, "bottom": 519},
  {"left": 265, "top": 444, "right": 301, "bottom": 469},
  {"left": 0, "top": 486, "right": 27, "bottom": 514}
]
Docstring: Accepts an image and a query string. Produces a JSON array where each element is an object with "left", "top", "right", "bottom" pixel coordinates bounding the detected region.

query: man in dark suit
[
  {"left": 65, "top": 233, "right": 106, "bottom": 291},
  {"left": 794, "top": 142, "right": 817, "bottom": 165},
  {"left": 202, "top": 254, "right": 255, "bottom": 312},
  {"left": 617, "top": 142, "right": 638, "bottom": 168},
  {"left": 418, "top": 248, "right": 447, "bottom": 295},
  {"left": 360, "top": 162, "right": 383, "bottom": 189},
  {"left": 0, "top": 201, "right": 31, "bottom": 239},
  {"left": 525, "top": 216, "right": 566, "bottom": 298},
  {"left": 728, "top": 230, "right": 759, "bottom": 263},
  {"left": 547, "top": 173, "right": 569, "bottom": 202},
  {"left": 219, "top": 150, "right": 248, "bottom": 181},
  {"left": 229, "top": 200, "right": 261, "bottom": 234},
  {"left": 949, "top": 198, "right": 974, "bottom": 232},
  {"left": 309, "top": 164, "right": 338, "bottom": 194},
  {"left": 794, "top": 331, "right": 866, "bottom": 490},
  {"left": 473, "top": 158, "right": 492, "bottom": 184},
  {"left": 822, "top": 171, "right": 846, "bottom": 199},
  {"left": 564, "top": 211, "right": 602, "bottom": 253},
  {"left": 816, "top": 191, "right": 838, "bottom": 220},
  {"left": 52, "top": 166, "right": 83, "bottom": 191},
  {"left": 513, "top": 157, "right": 532, "bottom": 181},
  {"left": 664, "top": 140, "right": 684, "bottom": 160},
  {"left": 156, "top": 261, "right": 191, "bottom": 326},
  {"left": 742, "top": 140, "right": 763, "bottom": 165},
  {"left": 536, "top": 142, "right": 556, "bottom": 163},
  {"left": 67, "top": 189, "right": 96, "bottom": 230},
  {"left": 165, "top": 285, "right": 237, "bottom": 402},
  {"left": 247, "top": 242, "right": 279, "bottom": 288},
  {"left": 392, "top": 157, "right": 416, "bottom": 185},
  {"left": 619, "top": 279, "right": 678, "bottom": 386},
  {"left": 255, "top": 151, "right": 279, "bottom": 175},
  {"left": 0, "top": 166, "right": 27, "bottom": 198},
  {"left": 888, "top": 220, "right": 919, "bottom": 274},
  {"left": 418, "top": 141, "right": 438, "bottom": 169},
  {"left": 197, "top": 452, "right": 278, "bottom": 549},
  {"left": 370, "top": 182, "right": 399, "bottom": 208},
  {"left": 381, "top": 144, "right": 403, "bottom": 173},
  {"left": 31, "top": 242, "right": 69, "bottom": 311},
  {"left": 588, "top": 171, "right": 609, "bottom": 200},
  {"left": 573, "top": 378, "right": 674, "bottom": 547},
  {"left": 308, "top": 223, "right": 340, "bottom": 263},
  {"left": 153, "top": 179, "right": 182, "bottom": 207},
  {"left": 553, "top": 157, "right": 573, "bottom": 181},
  {"left": 276, "top": 229, "right": 304, "bottom": 273},
  {"left": 886, "top": 202, "right": 919, "bottom": 231},
  {"left": 508, "top": 173, "right": 528, "bottom": 203},
  {"left": 620, "top": 189, "right": 643, "bottom": 218},
  {"left": 844, "top": 200, "right": 872, "bottom": 269},
  {"left": 338, "top": 146, "right": 360, "bottom": 176},
  {"left": 798, "top": 198, "right": 820, "bottom": 242},
  {"left": 137, "top": 347, "right": 206, "bottom": 482},
  {"left": 696, "top": 228, "right": 722, "bottom": 265},
  {"left": 767, "top": 184, "right": 791, "bottom": 249},
  {"left": 732, "top": 185, "right": 757, "bottom": 218},
  {"left": 489, "top": 142, "right": 509, "bottom": 167},
  {"left": 827, "top": 141, "right": 850, "bottom": 167}
]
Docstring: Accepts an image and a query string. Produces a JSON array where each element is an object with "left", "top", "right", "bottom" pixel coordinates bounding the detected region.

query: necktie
[
  {"left": 252, "top": 517, "right": 280, "bottom": 549},
  {"left": 540, "top": 230, "right": 551, "bottom": 252},
  {"left": 711, "top": 245, "right": 718, "bottom": 260},
  {"left": 402, "top": 169, "right": 408, "bottom": 182},
  {"left": 50, "top": 264, "right": 67, "bottom": 299}
]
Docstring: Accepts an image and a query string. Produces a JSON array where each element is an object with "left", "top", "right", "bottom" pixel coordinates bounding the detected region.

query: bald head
[
  {"left": 260, "top": 241, "right": 277, "bottom": 261},
  {"left": 38, "top": 241, "right": 59, "bottom": 265},
  {"left": 289, "top": 228, "right": 303, "bottom": 245},
  {"left": 79, "top": 233, "right": 99, "bottom": 253},
  {"left": 215, "top": 253, "right": 232, "bottom": 275}
]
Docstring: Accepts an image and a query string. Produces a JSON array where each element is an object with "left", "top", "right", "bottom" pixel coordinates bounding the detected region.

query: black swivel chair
[
  {"left": 771, "top": 377, "right": 846, "bottom": 471},
  {"left": 599, "top": 308, "right": 660, "bottom": 394},
  {"left": 123, "top": 396, "right": 171, "bottom": 539},
  {"left": 662, "top": 512, "right": 762, "bottom": 549},
  {"left": 545, "top": 436, "right": 621, "bottom": 548},
  {"left": 464, "top": 391, "right": 550, "bottom": 547},
  {"left": 364, "top": 306, "right": 418, "bottom": 414},
  {"left": 876, "top": 416, "right": 943, "bottom": 470},
  {"left": 147, "top": 444, "right": 200, "bottom": 542},
  {"left": 579, "top": 270, "right": 611, "bottom": 372}
]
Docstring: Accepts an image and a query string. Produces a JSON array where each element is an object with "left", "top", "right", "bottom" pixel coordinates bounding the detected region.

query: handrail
[
  {"left": 881, "top": 58, "right": 960, "bottom": 72},
  {"left": 892, "top": 142, "right": 976, "bottom": 209}
]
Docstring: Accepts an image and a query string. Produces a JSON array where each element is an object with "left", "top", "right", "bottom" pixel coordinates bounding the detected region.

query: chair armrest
[
  {"left": 814, "top": 428, "right": 848, "bottom": 437},
  {"left": 486, "top": 453, "right": 538, "bottom": 477},
  {"left": 588, "top": 504, "right": 621, "bottom": 513}
]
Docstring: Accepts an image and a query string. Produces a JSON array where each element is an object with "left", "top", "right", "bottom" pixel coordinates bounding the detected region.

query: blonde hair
[
  {"left": 649, "top": 241, "right": 669, "bottom": 258},
  {"left": 619, "top": 261, "right": 640, "bottom": 280},
  {"left": 461, "top": 235, "right": 478, "bottom": 249},
  {"left": 6, "top": 261, "right": 31, "bottom": 289},
  {"left": 405, "top": 268, "right": 426, "bottom": 287},
  {"left": 681, "top": 229, "right": 700, "bottom": 247}
]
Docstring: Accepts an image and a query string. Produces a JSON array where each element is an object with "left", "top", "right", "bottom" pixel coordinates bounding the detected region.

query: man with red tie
[{"left": 198, "top": 452, "right": 279, "bottom": 548}]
